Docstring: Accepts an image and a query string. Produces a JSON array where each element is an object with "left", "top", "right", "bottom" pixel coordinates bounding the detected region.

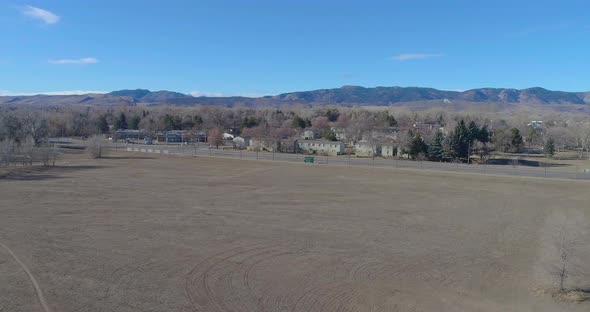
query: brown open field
[{"left": 1, "top": 151, "right": 589, "bottom": 311}]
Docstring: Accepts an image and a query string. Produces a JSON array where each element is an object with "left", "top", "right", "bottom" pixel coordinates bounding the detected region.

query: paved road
[{"left": 110, "top": 143, "right": 590, "bottom": 180}]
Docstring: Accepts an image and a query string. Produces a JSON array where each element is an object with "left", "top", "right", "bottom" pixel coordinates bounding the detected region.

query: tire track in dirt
[
  {"left": 185, "top": 246, "right": 456, "bottom": 312},
  {"left": 290, "top": 281, "right": 351, "bottom": 312},
  {"left": 0, "top": 241, "right": 53, "bottom": 312},
  {"left": 185, "top": 244, "right": 292, "bottom": 312}
]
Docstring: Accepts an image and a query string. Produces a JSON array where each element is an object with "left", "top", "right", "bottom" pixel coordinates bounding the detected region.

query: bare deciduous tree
[
  {"left": 39, "top": 144, "right": 60, "bottom": 167},
  {"left": 570, "top": 124, "right": 590, "bottom": 160},
  {"left": 19, "top": 138, "right": 35, "bottom": 166},
  {"left": 87, "top": 135, "right": 104, "bottom": 159},
  {"left": 536, "top": 212, "right": 590, "bottom": 297},
  {"left": 0, "top": 139, "right": 17, "bottom": 167},
  {"left": 207, "top": 128, "right": 224, "bottom": 149}
]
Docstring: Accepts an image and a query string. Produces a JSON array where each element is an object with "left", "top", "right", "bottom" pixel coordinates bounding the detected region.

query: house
[
  {"left": 331, "top": 127, "right": 347, "bottom": 141},
  {"left": 113, "top": 129, "right": 144, "bottom": 141},
  {"left": 155, "top": 130, "right": 189, "bottom": 143},
  {"left": 194, "top": 131, "right": 208, "bottom": 143},
  {"left": 247, "top": 137, "right": 274, "bottom": 152},
  {"left": 528, "top": 120, "right": 544, "bottom": 129},
  {"left": 297, "top": 140, "right": 344, "bottom": 156},
  {"left": 233, "top": 136, "right": 250, "bottom": 148},
  {"left": 223, "top": 132, "right": 235, "bottom": 140},
  {"left": 301, "top": 130, "right": 315, "bottom": 140},
  {"left": 381, "top": 144, "right": 396, "bottom": 157},
  {"left": 354, "top": 141, "right": 381, "bottom": 157}
]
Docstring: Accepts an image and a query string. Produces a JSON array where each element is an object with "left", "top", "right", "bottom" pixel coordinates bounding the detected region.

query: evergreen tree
[
  {"left": 325, "top": 109, "right": 340, "bottom": 122},
  {"left": 128, "top": 115, "right": 141, "bottom": 130},
  {"left": 449, "top": 120, "right": 469, "bottom": 160},
  {"left": 428, "top": 131, "right": 446, "bottom": 161},
  {"left": 114, "top": 112, "right": 128, "bottom": 130},
  {"left": 193, "top": 115, "right": 203, "bottom": 128},
  {"left": 181, "top": 115, "right": 195, "bottom": 130},
  {"left": 386, "top": 114, "right": 397, "bottom": 127},
  {"left": 477, "top": 125, "right": 490, "bottom": 143},
  {"left": 240, "top": 117, "right": 258, "bottom": 129},
  {"left": 163, "top": 114, "right": 181, "bottom": 130},
  {"left": 544, "top": 137, "right": 556, "bottom": 158},
  {"left": 322, "top": 129, "right": 338, "bottom": 141},
  {"left": 467, "top": 120, "right": 479, "bottom": 143},
  {"left": 508, "top": 128, "right": 524, "bottom": 153},
  {"left": 96, "top": 115, "right": 109, "bottom": 134},
  {"left": 408, "top": 131, "right": 428, "bottom": 159},
  {"left": 291, "top": 116, "right": 307, "bottom": 129}
]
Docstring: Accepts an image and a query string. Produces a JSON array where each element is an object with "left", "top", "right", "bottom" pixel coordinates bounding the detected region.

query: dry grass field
[{"left": 1, "top": 151, "right": 589, "bottom": 311}]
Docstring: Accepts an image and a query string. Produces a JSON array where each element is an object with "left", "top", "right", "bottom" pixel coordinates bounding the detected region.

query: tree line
[{"left": 2, "top": 104, "right": 590, "bottom": 166}]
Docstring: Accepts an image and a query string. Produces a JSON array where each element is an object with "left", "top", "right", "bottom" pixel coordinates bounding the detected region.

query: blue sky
[{"left": 1, "top": 0, "right": 590, "bottom": 96}]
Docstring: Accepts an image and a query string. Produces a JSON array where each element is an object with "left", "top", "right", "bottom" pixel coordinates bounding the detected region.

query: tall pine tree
[
  {"left": 449, "top": 120, "right": 469, "bottom": 160},
  {"left": 477, "top": 125, "right": 490, "bottom": 143},
  {"left": 408, "top": 131, "right": 428, "bottom": 160},
  {"left": 509, "top": 128, "right": 524, "bottom": 153},
  {"left": 467, "top": 120, "right": 479, "bottom": 143},
  {"left": 96, "top": 115, "right": 109, "bottom": 134},
  {"left": 544, "top": 138, "right": 555, "bottom": 158},
  {"left": 428, "top": 131, "right": 446, "bottom": 161},
  {"left": 128, "top": 116, "right": 141, "bottom": 130},
  {"left": 114, "top": 112, "right": 128, "bottom": 130}
]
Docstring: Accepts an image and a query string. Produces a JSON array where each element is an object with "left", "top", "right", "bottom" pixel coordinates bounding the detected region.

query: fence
[{"left": 115, "top": 144, "right": 590, "bottom": 181}]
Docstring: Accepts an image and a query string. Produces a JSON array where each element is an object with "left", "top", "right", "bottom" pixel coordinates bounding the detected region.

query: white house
[
  {"left": 223, "top": 132, "right": 235, "bottom": 140},
  {"left": 381, "top": 144, "right": 396, "bottom": 157},
  {"left": 301, "top": 130, "right": 315, "bottom": 140},
  {"left": 528, "top": 120, "right": 544, "bottom": 129},
  {"left": 354, "top": 141, "right": 381, "bottom": 157},
  {"left": 247, "top": 137, "right": 274, "bottom": 152},
  {"left": 331, "top": 127, "right": 347, "bottom": 141},
  {"left": 297, "top": 140, "right": 344, "bottom": 156}
]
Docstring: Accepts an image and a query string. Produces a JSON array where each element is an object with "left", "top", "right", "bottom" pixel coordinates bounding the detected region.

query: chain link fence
[{"left": 109, "top": 142, "right": 590, "bottom": 180}]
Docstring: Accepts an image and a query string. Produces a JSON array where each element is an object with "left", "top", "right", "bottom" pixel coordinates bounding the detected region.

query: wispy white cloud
[
  {"left": 0, "top": 90, "right": 106, "bottom": 96},
  {"left": 48, "top": 57, "right": 98, "bottom": 65},
  {"left": 22, "top": 5, "right": 60, "bottom": 24},
  {"left": 391, "top": 53, "right": 444, "bottom": 61}
]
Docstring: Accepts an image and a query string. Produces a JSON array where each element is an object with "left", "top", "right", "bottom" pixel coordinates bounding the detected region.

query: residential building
[
  {"left": 301, "top": 130, "right": 315, "bottom": 140},
  {"left": 528, "top": 120, "right": 544, "bottom": 129},
  {"left": 113, "top": 129, "right": 144, "bottom": 141},
  {"left": 155, "top": 130, "right": 189, "bottom": 143},
  {"left": 354, "top": 141, "right": 381, "bottom": 157},
  {"left": 331, "top": 127, "right": 347, "bottom": 141},
  {"left": 381, "top": 144, "right": 396, "bottom": 157},
  {"left": 223, "top": 132, "right": 235, "bottom": 140},
  {"left": 194, "top": 131, "right": 208, "bottom": 143},
  {"left": 297, "top": 140, "right": 344, "bottom": 156}
]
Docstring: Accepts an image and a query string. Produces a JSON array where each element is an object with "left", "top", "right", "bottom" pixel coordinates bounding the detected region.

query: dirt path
[{"left": 0, "top": 240, "right": 53, "bottom": 312}]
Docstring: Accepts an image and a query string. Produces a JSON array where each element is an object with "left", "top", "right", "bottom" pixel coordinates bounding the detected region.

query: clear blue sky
[{"left": 1, "top": 0, "right": 590, "bottom": 96}]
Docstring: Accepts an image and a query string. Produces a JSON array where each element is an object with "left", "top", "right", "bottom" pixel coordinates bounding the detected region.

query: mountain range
[{"left": 2, "top": 86, "right": 590, "bottom": 112}]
